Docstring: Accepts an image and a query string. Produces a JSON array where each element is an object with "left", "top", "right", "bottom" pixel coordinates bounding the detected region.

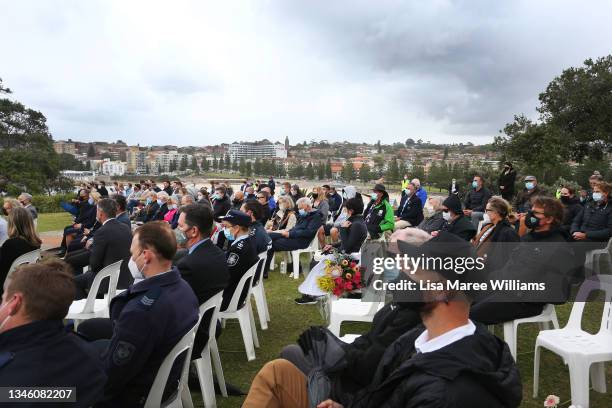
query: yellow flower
[{"left": 317, "top": 276, "right": 335, "bottom": 292}]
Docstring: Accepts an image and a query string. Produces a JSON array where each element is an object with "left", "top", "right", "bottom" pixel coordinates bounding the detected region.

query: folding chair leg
[
  {"left": 292, "top": 251, "right": 300, "bottom": 279},
  {"left": 568, "top": 359, "right": 590, "bottom": 408},
  {"left": 533, "top": 343, "right": 541, "bottom": 398},
  {"left": 194, "top": 351, "right": 216, "bottom": 408},
  {"left": 248, "top": 302, "right": 260, "bottom": 348},
  {"left": 591, "top": 361, "right": 607, "bottom": 393},
  {"left": 502, "top": 322, "right": 517, "bottom": 361},
  {"left": 262, "top": 286, "right": 270, "bottom": 322},
  {"left": 210, "top": 338, "right": 227, "bottom": 397},
  {"left": 253, "top": 286, "right": 268, "bottom": 330},
  {"left": 237, "top": 309, "right": 256, "bottom": 361},
  {"left": 181, "top": 384, "right": 194, "bottom": 408}
]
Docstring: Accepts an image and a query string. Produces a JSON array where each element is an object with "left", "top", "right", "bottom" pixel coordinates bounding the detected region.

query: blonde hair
[
  {"left": 277, "top": 195, "right": 295, "bottom": 211},
  {"left": 8, "top": 207, "right": 42, "bottom": 247},
  {"left": 3, "top": 198, "right": 22, "bottom": 211},
  {"left": 89, "top": 191, "right": 102, "bottom": 203}
]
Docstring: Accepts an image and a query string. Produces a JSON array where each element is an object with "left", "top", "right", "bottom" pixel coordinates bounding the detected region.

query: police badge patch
[
  {"left": 113, "top": 341, "right": 136, "bottom": 366},
  {"left": 227, "top": 253, "right": 240, "bottom": 266}
]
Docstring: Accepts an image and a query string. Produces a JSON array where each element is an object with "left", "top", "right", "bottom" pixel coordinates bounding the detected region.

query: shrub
[{"left": 0, "top": 193, "right": 75, "bottom": 213}]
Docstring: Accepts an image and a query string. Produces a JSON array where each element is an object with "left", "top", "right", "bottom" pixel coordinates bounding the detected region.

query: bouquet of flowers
[{"left": 316, "top": 253, "right": 363, "bottom": 297}]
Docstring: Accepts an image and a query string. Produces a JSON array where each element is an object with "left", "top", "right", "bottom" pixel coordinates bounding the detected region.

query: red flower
[
  {"left": 350, "top": 261, "right": 357, "bottom": 268},
  {"left": 345, "top": 282, "right": 353, "bottom": 291}
]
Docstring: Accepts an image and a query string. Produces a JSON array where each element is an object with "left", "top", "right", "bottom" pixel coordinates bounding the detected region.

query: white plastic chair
[
  {"left": 290, "top": 236, "right": 319, "bottom": 279},
  {"left": 192, "top": 291, "right": 227, "bottom": 408},
  {"left": 7, "top": 249, "right": 41, "bottom": 276},
  {"left": 66, "top": 260, "right": 122, "bottom": 328},
  {"left": 533, "top": 276, "right": 612, "bottom": 408},
  {"left": 502, "top": 303, "right": 559, "bottom": 361},
  {"left": 251, "top": 253, "right": 270, "bottom": 330},
  {"left": 339, "top": 334, "right": 360, "bottom": 344},
  {"left": 584, "top": 237, "right": 612, "bottom": 277},
  {"left": 144, "top": 319, "right": 199, "bottom": 408},
  {"left": 328, "top": 297, "right": 384, "bottom": 337},
  {"left": 217, "top": 262, "right": 259, "bottom": 361}
]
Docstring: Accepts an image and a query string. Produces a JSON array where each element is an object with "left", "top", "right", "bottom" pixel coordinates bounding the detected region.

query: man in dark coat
[
  {"left": 73, "top": 199, "right": 133, "bottom": 299},
  {"left": 463, "top": 175, "right": 492, "bottom": 228},
  {"left": 570, "top": 182, "right": 612, "bottom": 243},
  {"left": 514, "top": 175, "right": 545, "bottom": 213},
  {"left": 175, "top": 204, "right": 228, "bottom": 357},
  {"left": 498, "top": 161, "right": 517, "bottom": 201},
  {"left": 242, "top": 201, "right": 272, "bottom": 254},
  {"left": 0, "top": 261, "right": 106, "bottom": 407},
  {"left": 212, "top": 186, "right": 232, "bottom": 221},
  {"left": 560, "top": 186, "right": 583, "bottom": 234},
  {"left": 394, "top": 182, "right": 423, "bottom": 229},
  {"left": 97, "top": 181, "right": 109, "bottom": 198}
]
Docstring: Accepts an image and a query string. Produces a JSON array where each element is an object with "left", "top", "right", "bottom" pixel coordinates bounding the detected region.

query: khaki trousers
[
  {"left": 243, "top": 359, "right": 309, "bottom": 408},
  {"left": 394, "top": 220, "right": 412, "bottom": 230}
]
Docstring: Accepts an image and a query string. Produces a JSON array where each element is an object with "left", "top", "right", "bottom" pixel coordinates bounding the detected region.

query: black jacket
[
  {"left": 442, "top": 215, "right": 476, "bottom": 241},
  {"left": 249, "top": 221, "right": 272, "bottom": 254},
  {"left": 396, "top": 193, "right": 423, "bottom": 226},
  {"left": 221, "top": 235, "right": 258, "bottom": 311},
  {"left": 212, "top": 196, "right": 232, "bottom": 221},
  {"left": 0, "top": 320, "right": 106, "bottom": 408},
  {"left": 176, "top": 239, "right": 229, "bottom": 356},
  {"left": 337, "top": 214, "right": 368, "bottom": 253},
  {"left": 89, "top": 219, "right": 133, "bottom": 289},
  {"left": 498, "top": 168, "right": 517, "bottom": 195},
  {"left": 328, "top": 192, "right": 343, "bottom": 213},
  {"left": 561, "top": 197, "right": 582, "bottom": 233},
  {"left": 98, "top": 186, "right": 109, "bottom": 197},
  {"left": 331, "top": 303, "right": 421, "bottom": 399},
  {"left": 514, "top": 186, "right": 545, "bottom": 213},
  {"left": 417, "top": 212, "right": 446, "bottom": 234},
  {"left": 570, "top": 201, "right": 612, "bottom": 242},
  {"left": 143, "top": 202, "right": 159, "bottom": 223},
  {"left": 473, "top": 220, "right": 520, "bottom": 276},
  {"left": 0, "top": 237, "right": 39, "bottom": 297},
  {"left": 463, "top": 187, "right": 492, "bottom": 212},
  {"left": 75, "top": 202, "right": 97, "bottom": 229},
  {"left": 288, "top": 210, "right": 323, "bottom": 246},
  {"left": 153, "top": 202, "right": 169, "bottom": 221},
  {"left": 339, "top": 324, "right": 522, "bottom": 408}
]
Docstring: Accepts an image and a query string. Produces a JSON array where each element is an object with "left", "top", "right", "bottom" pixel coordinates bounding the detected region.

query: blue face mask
[
  {"left": 88, "top": 198, "right": 94, "bottom": 205},
  {"left": 371, "top": 193, "right": 378, "bottom": 201},
  {"left": 298, "top": 209, "right": 307, "bottom": 217},
  {"left": 592, "top": 192, "right": 603, "bottom": 202},
  {"left": 223, "top": 228, "right": 234, "bottom": 241},
  {"left": 146, "top": 198, "right": 152, "bottom": 205},
  {"left": 404, "top": 189, "right": 410, "bottom": 196},
  {"left": 525, "top": 182, "right": 535, "bottom": 190},
  {"left": 472, "top": 181, "right": 479, "bottom": 189},
  {"left": 157, "top": 199, "right": 162, "bottom": 206}
]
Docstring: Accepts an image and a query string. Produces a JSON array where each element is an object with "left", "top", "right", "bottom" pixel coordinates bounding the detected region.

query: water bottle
[{"left": 280, "top": 261, "right": 287, "bottom": 275}]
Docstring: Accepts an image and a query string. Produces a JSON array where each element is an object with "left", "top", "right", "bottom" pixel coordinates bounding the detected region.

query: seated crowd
[{"left": 0, "top": 171, "right": 610, "bottom": 407}]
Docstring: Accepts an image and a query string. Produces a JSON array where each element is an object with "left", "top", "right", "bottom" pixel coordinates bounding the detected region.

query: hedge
[{"left": 0, "top": 194, "right": 75, "bottom": 214}]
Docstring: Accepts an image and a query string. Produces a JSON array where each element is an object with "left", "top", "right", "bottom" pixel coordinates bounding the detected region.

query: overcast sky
[{"left": 1, "top": 0, "right": 611, "bottom": 146}]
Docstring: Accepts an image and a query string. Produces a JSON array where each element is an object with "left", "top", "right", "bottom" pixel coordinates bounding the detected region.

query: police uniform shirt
[
  {"left": 221, "top": 233, "right": 258, "bottom": 311},
  {"left": 99, "top": 268, "right": 198, "bottom": 407}
]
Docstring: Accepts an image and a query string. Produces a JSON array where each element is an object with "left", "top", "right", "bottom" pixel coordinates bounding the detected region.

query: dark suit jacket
[
  {"left": 396, "top": 193, "right": 424, "bottom": 226},
  {"left": 176, "top": 239, "right": 229, "bottom": 356},
  {"left": 89, "top": 219, "right": 133, "bottom": 289}
]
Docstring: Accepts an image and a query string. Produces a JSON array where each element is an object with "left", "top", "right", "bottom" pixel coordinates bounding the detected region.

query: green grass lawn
[
  {"left": 38, "top": 212, "right": 73, "bottom": 233},
  {"left": 37, "top": 213, "right": 611, "bottom": 407}
]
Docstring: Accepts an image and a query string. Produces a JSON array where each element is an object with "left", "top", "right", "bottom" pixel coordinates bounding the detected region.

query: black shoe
[
  {"left": 188, "top": 369, "right": 246, "bottom": 396},
  {"left": 294, "top": 295, "right": 318, "bottom": 305}
]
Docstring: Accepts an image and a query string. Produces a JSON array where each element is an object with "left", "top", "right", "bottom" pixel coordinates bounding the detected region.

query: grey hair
[
  {"left": 19, "top": 193, "right": 33, "bottom": 202},
  {"left": 97, "top": 198, "right": 118, "bottom": 218},
  {"left": 157, "top": 191, "right": 170, "bottom": 200},
  {"left": 296, "top": 197, "right": 312, "bottom": 209}
]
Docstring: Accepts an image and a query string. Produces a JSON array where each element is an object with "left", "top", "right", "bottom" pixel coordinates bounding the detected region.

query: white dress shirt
[{"left": 414, "top": 320, "right": 476, "bottom": 354}]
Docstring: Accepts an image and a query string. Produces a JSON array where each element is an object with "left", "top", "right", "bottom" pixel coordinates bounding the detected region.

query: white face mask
[
  {"left": 483, "top": 213, "right": 491, "bottom": 224},
  {"left": 443, "top": 211, "right": 452, "bottom": 221},
  {"left": 128, "top": 254, "right": 145, "bottom": 283}
]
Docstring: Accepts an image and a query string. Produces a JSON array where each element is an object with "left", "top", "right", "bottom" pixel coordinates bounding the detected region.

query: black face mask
[
  {"left": 560, "top": 196, "right": 571, "bottom": 205},
  {"left": 311, "top": 193, "right": 318, "bottom": 199},
  {"left": 524, "top": 210, "right": 541, "bottom": 229},
  {"left": 1, "top": 208, "right": 7, "bottom": 216}
]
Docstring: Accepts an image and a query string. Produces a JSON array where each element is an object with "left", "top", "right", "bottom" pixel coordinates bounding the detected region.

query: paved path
[{"left": 39, "top": 230, "right": 63, "bottom": 251}]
